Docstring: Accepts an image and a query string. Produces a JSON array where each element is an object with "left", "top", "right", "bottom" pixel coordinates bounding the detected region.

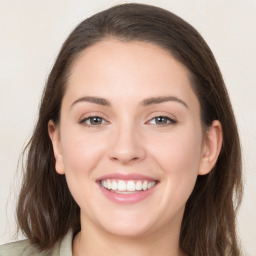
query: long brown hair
[{"left": 17, "top": 3, "right": 243, "bottom": 255}]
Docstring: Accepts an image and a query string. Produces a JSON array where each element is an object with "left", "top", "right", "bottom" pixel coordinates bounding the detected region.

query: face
[{"left": 49, "top": 40, "right": 220, "bottom": 238}]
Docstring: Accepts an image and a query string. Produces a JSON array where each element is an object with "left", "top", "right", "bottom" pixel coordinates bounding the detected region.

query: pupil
[
  {"left": 156, "top": 117, "right": 166, "bottom": 124},
  {"left": 91, "top": 117, "right": 101, "bottom": 124}
]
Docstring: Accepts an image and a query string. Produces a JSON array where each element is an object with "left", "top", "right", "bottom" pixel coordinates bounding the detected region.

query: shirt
[{"left": 0, "top": 230, "right": 73, "bottom": 256}]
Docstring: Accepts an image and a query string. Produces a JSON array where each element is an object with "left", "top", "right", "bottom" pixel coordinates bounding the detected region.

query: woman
[{"left": 0, "top": 3, "right": 242, "bottom": 256}]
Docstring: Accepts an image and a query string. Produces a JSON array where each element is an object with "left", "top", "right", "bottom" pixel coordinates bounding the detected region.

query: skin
[{"left": 49, "top": 40, "right": 222, "bottom": 256}]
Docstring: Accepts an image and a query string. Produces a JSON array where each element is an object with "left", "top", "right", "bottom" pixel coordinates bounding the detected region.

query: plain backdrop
[{"left": 0, "top": 0, "right": 255, "bottom": 255}]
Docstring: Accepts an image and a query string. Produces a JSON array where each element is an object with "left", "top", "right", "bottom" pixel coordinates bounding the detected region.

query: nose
[{"left": 108, "top": 123, "right": 146, "bottom": 164}]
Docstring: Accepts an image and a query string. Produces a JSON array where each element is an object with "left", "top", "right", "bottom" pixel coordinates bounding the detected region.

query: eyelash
[
  {"left": 79, "top": 115, "right": 176, "bottom": 127},
  {"left": 79, "top": 116, "right": 107, "bottom": 127},
  {"left": 147, "top": 116, "right": 177, "bottom": 126}
]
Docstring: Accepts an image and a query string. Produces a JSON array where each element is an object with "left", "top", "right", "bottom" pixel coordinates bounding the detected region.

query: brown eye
[
  {"left": 149, "top": 116, "right": 176, "bottom": 126},
  {"left": 80, "top": 116, "right": 106, "bottom": 126},
  {"left": 89, "top": 117, "right": 103, "bottom": 125}
]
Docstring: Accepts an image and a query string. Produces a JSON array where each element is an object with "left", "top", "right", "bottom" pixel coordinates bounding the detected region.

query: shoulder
[
  {"left": 0, "top": 239, "right": 44, "bottom": 256},
  {"left": 0, "top": 230, "right": 73, "bottom": 256}
]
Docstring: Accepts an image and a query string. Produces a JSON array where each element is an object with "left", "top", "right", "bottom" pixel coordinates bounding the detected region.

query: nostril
[{"left": 110, "top": 155, "right": 140, "bottom": 163}]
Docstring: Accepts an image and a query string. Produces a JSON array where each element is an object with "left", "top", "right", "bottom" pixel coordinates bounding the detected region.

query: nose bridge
[{"left": 108, "top": 117, "right": 145, "bottom": 163}]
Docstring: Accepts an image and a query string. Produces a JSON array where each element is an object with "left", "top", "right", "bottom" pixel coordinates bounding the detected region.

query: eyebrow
[
  {"left": 70, "top": 96, "right": 111, "bottom": 109},
  {"left": 70, "top": 95, "right": 188, "bottom": 109},
  {"left": 142, "top": 96, "right": 188, "bottom": 108}
]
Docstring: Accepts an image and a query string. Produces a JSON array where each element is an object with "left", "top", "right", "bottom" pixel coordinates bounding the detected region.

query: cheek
[
  {"left": 148, "top": 126, "right": 202, "bottom": 195},
  {"left": 151, "top": 128, "right": 202, "bottom": 169},
  {"left": 59, "top": 128, "right": 109, "bottom": 210},
  {"left": 60, "top": 127, "right": 107, "bottom": 176}
]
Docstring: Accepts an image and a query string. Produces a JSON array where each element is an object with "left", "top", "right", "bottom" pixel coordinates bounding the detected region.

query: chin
[
  {"left": 102, "top": 222, "right": 154, "bottom": 238},
  {"left": 91, "top": 209, "right": 161, "bottom": 238}
]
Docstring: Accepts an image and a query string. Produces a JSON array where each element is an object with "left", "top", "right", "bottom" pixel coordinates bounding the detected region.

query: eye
[
  {"left": 148, "top": 116, "right": 176, "bottom": 126},
  {"left": 80, "top": 116, "right": 107, "bottom": 126}
]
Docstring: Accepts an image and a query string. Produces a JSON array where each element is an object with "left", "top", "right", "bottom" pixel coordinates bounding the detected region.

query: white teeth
[
  {"left": 142, "top": 181, "right": 148, "bottom": 191},
  {"left": 100, "top": 179, "right": 157, "bottom": 193},
  {"left": 112, "top": 180, "right": 118, "bottom": 191},
  {"left": 127, "top": 181, "right": 136, "bottom": 192},
  {"left": 102, "top": 180, "right": 107, "bottom": 189},
  {"left": 148, "top": 181, "right": 156, "bottom": 189},
  {"left": 136, "top": 181, "right": 142, "bottom": 190},
  {"left": 117, "top": 180, "right": 126, "bottom": 191},
  {"left": 107, "top": 180, "right": 112, "bottom": 190}
]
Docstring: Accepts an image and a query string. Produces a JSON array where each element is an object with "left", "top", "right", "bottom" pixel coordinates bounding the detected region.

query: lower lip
[{"left": 98, "top": 183, "right": 157, "bottom": 204}]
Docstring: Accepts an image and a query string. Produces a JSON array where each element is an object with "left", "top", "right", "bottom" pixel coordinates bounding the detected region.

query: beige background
[{"left": 0, "top": 0, "right": 255, "bottom": 255}]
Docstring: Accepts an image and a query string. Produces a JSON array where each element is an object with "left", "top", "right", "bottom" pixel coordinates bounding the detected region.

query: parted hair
[{"left": 17, "top": 3, "right": 243, "bottom": 255}]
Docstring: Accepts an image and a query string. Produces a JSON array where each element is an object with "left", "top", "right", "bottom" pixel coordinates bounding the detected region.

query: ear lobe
[
  {"left": 48, "top": 120, "right": 65, "bottom": 175},
  {"left": 198, "top": 120, "right": 223, "bottom": 175}
]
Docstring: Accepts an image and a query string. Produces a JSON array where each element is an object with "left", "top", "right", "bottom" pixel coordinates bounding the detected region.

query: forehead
[{"left": 64, "top": 39, "right": 199, "bottom": 111}]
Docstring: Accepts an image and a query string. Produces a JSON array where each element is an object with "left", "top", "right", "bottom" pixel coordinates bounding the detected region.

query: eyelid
[
  {"left": 79, "top": 113, "right": 109, "bottom": 127},
  {"left": 146, "top": 113, "right": 177, "bottom": 126},
  {"left": 79, "top": 111, "right": 108, "bottom": 121},
  {"left": 78, "top": 112, "right": 177, "bottom": 127}
]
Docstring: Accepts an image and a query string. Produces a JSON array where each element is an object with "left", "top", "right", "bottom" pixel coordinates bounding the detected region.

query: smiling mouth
[{"left": 100, "top": 179, "right": 157, "bottom": 194}]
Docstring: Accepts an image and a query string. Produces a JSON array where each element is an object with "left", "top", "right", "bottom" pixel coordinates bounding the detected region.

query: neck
[{"left": 73, "top": 215, "right": 185, "bottom": 256}]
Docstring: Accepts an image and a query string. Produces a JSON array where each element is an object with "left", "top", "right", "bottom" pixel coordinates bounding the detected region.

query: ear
[
  {"left": 48, "top": 120, "right": 65, "bottom": 175},
  {"left": 198, "top": 120, "right": 223, "bottom": 175}
]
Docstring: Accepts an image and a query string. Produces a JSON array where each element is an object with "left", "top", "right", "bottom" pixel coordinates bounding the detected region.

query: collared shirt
[{"left": 0, "top": 230, "right": 73, "bottom": 256}]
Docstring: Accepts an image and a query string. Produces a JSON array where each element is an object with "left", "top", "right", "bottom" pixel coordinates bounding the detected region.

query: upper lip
[{"left": 97, "top": 173, "right": 158, "bottom": 181}]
